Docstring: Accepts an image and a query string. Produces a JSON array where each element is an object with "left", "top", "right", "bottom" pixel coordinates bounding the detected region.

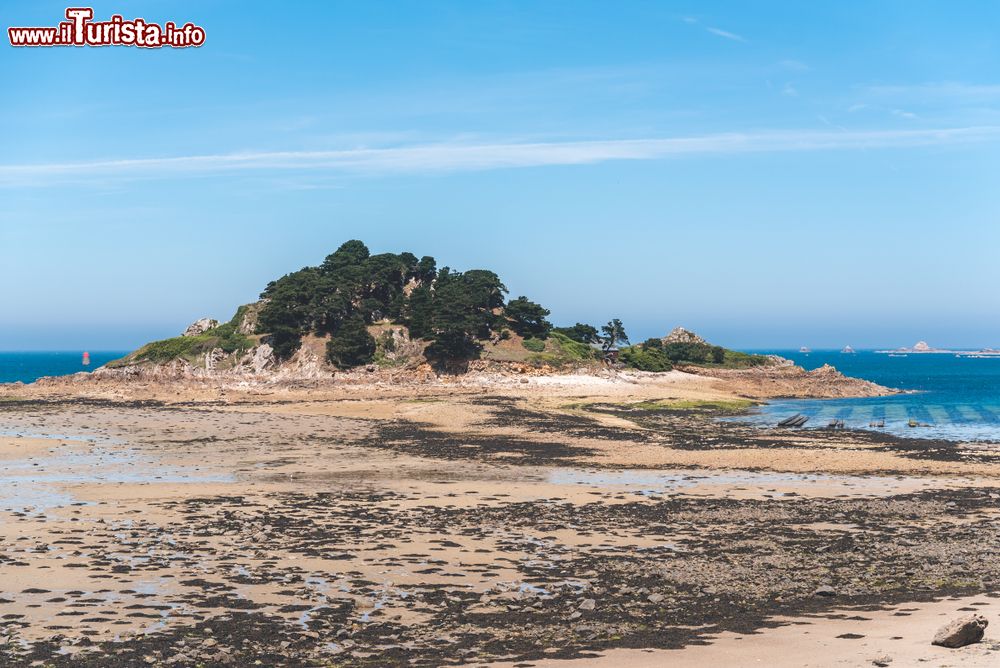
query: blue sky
[{"left": 2, "top": 1, "right": 999, "bottom": 350}]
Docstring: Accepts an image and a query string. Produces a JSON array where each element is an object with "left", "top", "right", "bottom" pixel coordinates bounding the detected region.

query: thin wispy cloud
[
  {"left": 847, "top": 81, "right": 1000, "bottom": 124},
  {"left": 2, "top": 127, "right": 998, "bottom": 187},
  {"left": 679, "top": 16, "right": 748, "bottom": 43},
  {"left": 706, "top": 27, "right": 747, "bottom": 43}
]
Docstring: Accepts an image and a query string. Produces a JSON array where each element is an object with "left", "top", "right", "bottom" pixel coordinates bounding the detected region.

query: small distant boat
[
  {"left": 82, "top": 351, "right": 90, "bottom": 367},
  {"left": 841, "top": 345, "right": 856, "bottom": 354},
  {"left": 888, "top": 353, "right": 907, "bottom": 358},
  {"left": 799, "top": 346, "right": 811, "bottom": 354}
]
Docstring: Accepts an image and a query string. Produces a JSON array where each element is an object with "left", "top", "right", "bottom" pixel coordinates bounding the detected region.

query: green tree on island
[
  {"left": 505, "top": 296, "right": 552, "bottom": 339},
  {"left": 326, "top": 313, "right": 377, "bottom": 369},
  {"left": 553, "top": 323, "right": 600, "bottom": 344},
  {"left": 424, "top": 268, "right": 508, "bottom": 361},
  {"left": 258, "top": 241, "right": 518, "bottom": 367},
  {"left": 600, "top": 319, "right": 629, "bottom": 351},
  {"left": 258, "top": 240, "right": 430, "bottom": 362}
]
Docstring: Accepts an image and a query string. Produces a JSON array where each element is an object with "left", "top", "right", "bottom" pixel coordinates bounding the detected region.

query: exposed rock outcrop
[
  {"left": 183, "top": 318, "right": 219, "bottom": 337},
  {"left": 371, "top": 326, "right": 426, "bottom": 369},
  {"left": 680, "top": 359, "right": 897, "bottom": 399},
  {"left": 243, "top": 343, "right": 275, "bottom": 373},
  {"left": 662, "top": 327, "right": 707, "bottom": 345},
  {"left": 236, "top": 301, "right": 265, "bottom": 336}
]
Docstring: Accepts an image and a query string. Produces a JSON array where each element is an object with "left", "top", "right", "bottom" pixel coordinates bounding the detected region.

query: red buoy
[{"left": 82, "top": 351, "right": 91, "bottom": 366}]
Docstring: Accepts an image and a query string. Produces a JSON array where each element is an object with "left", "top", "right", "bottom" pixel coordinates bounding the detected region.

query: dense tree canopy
[
  {"left": 423, "top": 268, "right": 507, "bottom": 361},
  {"left": 257, "top": 240, "right": 512, "bottom": 365},
  {"left": 326, "top": 313, "right": 377, "bottom": 369},
  {"left": 661, "top": 341, "right": 726, "bottom": 365},
  {"left": 553, "top": 323, "right": 599, "bottom": 344},
  {"left": 504, "top": 296, "right": 552, "bottom": 340},
  {"left": 619, "top": 339, "right": 674, "bottom": 372},
  {"left": 256, "top": 241, "right": 431, "bottom": 362},
  {"left": 619, "top": 338, "right": 731, "bottom": 371}
]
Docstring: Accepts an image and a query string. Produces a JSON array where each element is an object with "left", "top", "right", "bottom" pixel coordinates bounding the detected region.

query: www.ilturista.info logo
[{"left": 8, "top": 7, "right": 205, "bottom": 48}]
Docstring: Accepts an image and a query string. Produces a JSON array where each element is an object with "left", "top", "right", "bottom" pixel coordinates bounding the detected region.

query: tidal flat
[{"left": 1, "top": 373, "right": 999, "bottom": 666}]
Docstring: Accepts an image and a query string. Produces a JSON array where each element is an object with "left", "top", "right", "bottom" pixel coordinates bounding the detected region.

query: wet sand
[
  {"left": 0, "top": 375, "right": 998, "bottom": 665},
  {"left": 484, "top": 595, "right": 1000, "bottom": 667}
]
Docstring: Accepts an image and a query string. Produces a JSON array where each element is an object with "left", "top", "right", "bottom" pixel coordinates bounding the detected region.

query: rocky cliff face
[
  {"left": 182, "top": 318, "right": 219, "bottom": 337},
  {"left": 236, "top": 302, "right": 265, "bottom": 336},
  {"left": 93, "top": 336, "right": 331, "bottom": 383},
  {"left": 92, "top": 321, "right": 428, "bottom": 384}
]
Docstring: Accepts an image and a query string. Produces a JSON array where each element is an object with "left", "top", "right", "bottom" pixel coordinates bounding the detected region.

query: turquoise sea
[
  {"left": 736, "top": 350, "right": 1000, "bottom": 442},
  {"left": 0, "top": 352, "right": 128, "bottom": 384}
]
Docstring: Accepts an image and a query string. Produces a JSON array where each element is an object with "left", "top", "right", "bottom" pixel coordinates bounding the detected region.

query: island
[
  {"left": 876, "top": 340, "right": 1000, "bottom": 356},
  {"left": 53, "top": 239, "right": 888, "bottom": 398}
]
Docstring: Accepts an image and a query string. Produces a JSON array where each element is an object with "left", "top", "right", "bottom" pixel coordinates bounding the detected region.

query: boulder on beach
[
  {"left": 932, "top": 614, "right": 988, "bottom": 648},
  {"left": 813, "top": 585, "right": 837, "bottom": 597}
]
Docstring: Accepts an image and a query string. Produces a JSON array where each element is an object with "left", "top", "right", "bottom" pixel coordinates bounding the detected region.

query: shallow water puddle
[{"left": 0, "top": 438, "right": 234, "bottom": 512}]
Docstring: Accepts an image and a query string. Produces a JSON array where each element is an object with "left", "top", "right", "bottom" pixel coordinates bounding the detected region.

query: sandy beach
[{"left": 0, "top": 369, "right": 998, "bottom": 666}]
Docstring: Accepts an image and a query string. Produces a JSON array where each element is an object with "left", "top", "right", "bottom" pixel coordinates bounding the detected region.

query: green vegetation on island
[
  {"left": 621, "top": 338, "right": 770, "bottom": 372},
  {"left": 115, "top": 240, "right": 772, "bottom": 373},
  {"left": 120, "top": 309, "right": 255, "bottom": 366}
]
